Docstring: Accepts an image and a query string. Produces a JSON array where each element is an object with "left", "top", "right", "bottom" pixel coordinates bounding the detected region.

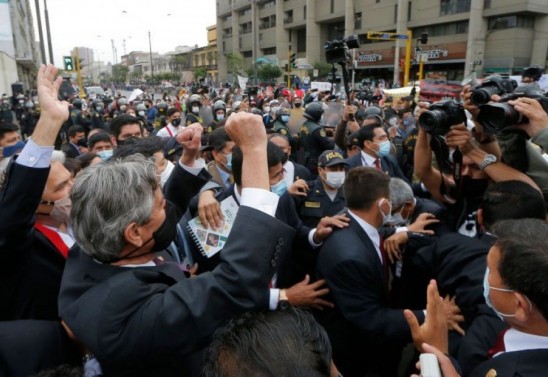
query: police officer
[
  {"left": 154, "top": 101, "right": 168, "bottom": 130},
  {"left": 273, "top": 107, "right": 299, "bottom": 159},
  {"left": 185, "top": 94, "right": 204, "bottom": 126},
  {"left": 90, "top": 99, "right": 107, "bottom": 131},
  {"left": 0, "top": 94, "right": 14, "bottom": 125},
  {"left": 19, "top": 100, "right": 39, "bottom": 138},
  {"left": 134, "top": 103, "right": 153, "bottom": 134},
  {"left": 207, "top": 100, "right": 227, "bottom": 133},
  {"left": 299, "top": 102, "right": 334, "bottom": 175},
  {"left": 70, "top": 98, "right": 91, "bottom": 133},
  {"left": 14, "top": 94, "right": 26, "bottom": 122}
]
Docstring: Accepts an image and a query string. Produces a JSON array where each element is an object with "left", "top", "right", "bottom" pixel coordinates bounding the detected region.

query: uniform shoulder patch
[
  {"left": 319, "top": 129, "right": 326, "bottom": 137},
  {"left": 280, "top": 128, "right": 287, "bottom": 135}
]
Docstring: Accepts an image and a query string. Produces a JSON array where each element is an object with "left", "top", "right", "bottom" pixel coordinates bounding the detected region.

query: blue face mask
[
  {"left": 483, "top": 267, "right": 518, "bottom": 321},
  {"left": 271, "top": 179, "right": 287, "bottom": 197},
  {"left": 280, "top": 115, "right": 290, "bottom": 123},
  {"left": 1, "top": 140, "right": 25, "bottom": 158},
  {"left": 224, "top": 153, "right": 232, "bottom": 171},
  {"left": 376, "top": 140, "right": 391, "bottom": 157},
  {"left": 97, "top": 149, "right": 113, "bottom": 161}
]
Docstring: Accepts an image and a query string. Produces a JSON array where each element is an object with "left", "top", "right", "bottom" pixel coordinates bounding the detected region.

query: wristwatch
[
  {"left": 277, "top": 289, "right": 289, "bottom": 310},
  {"left": 478, "top": 154, "right": 497, "bottom": 170}
]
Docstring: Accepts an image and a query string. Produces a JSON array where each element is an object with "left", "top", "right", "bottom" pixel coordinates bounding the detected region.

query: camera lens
[
  {"left": 470, "top": 86, "right": 499, "bottom": 106},
  {"left": 478, "top": 103, "right": 522, "bottom": 134},
  {"left": 419, "top": 110, "right": 447, "bottom": 135}
]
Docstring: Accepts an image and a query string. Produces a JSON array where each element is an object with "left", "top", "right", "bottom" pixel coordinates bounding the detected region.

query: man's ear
[
  {"left": 123, "top": 222, "right": 144, "bottom": 248},
  {"left": 514, "top": 292, "right": 534, "bottom": 323},
  {"left": 110, "top": 135, "right": 118, "bottom": 147}
]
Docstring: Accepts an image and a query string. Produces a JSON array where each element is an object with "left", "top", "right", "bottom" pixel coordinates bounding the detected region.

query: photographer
[
  {"left": 413, "top": 99, "right": 538, "bottom": 237},
  {"left": 334, "top": 104, "right": 360, "bottom": 153}
]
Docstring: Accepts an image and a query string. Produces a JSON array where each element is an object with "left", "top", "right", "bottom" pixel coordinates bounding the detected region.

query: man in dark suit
[
  {"left": 345, "top": 123, "right": 409, "bottom": 183},
  {"left": 58, "top": 113, "right": 297, "bottom": 377},
  {"left": 188, "top": 141, "right": 348, "bottom": 308},
  {"left": 269, "top": 133, "right": 311, "bottom": 185},
  {"left": 62, "top": 125, "right": 85, "bottom": 158},
  {"left": 316, "top": 167, "right": 426, "bottom": 377}
]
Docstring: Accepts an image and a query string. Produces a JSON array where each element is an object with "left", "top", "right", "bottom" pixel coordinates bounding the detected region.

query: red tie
[{"left": 374, "top": 158, "right": 382, "bottom": 171}]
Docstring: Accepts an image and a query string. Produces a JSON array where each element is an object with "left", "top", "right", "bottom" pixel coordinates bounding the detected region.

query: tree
[
  {"left": 193, "top": 67, "right": 207, "bottom": 80},
  {"left": 226, "top": 52, "right": 244, "bottom": 79},
  {"left": 170, "top": 54, "right": 191, "bottom": 73},
  {"left": 257, "top": 63, "right": 282, "bottom": 84},
  {"left": 313, "top": 61, "right": 333, "bottom": 79},
  {"left": 112, "top": 64, "right": 129, "bottom": 84}
]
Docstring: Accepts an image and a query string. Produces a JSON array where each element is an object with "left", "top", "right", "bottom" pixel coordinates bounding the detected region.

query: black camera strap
[{"left": 452, "top": 148, "right": 463, "bottom": 191}]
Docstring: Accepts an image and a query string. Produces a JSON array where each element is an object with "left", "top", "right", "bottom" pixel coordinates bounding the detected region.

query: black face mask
[
  {"left": 294, "top": 103, "right": 302, "bottom": 108},
  {"left": 150, "top": 200, "right": 178, "bottom": 252},
  {"left": 459, "top": 176, "right": 489, "bottom": 198},
  {"left": 171, "top": 118, "right": 181, "bottom": 127}
]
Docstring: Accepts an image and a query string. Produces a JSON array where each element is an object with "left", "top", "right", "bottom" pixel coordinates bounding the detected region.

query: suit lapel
[{"left": 346, "top": 211, "right": 384, "bottom": 274}]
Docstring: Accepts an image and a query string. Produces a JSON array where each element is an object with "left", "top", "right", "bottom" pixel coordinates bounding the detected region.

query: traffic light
[
  {"left": 284, "top": 63, "right": 289, "bottom": 72},
  {"left": 420, "top": 33, "right": 428, "bottom": 45},
  {"left": 63, "top": 56, "right": 74, "bottom": 71},
  {"left": 290, "top": 53, "right": 296, "bottom": 68}
]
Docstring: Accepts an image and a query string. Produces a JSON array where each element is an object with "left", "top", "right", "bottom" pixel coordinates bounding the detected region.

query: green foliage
[
  {"left": 313, "top": 61, "right": 333, "bottom": 79},
  {"left": 226, "top": 52, "right": 244, "bottom": 77},
  {"left": 257, "top": 64, "right": 282, "bottom": 83},
  {"left": 170, "top": 54, "right": 191, "bottom": 72},
  {"left": 111, "top": 64, "right": 129, "bottom": 84},
  {"left": 193, "top": 67, "right": 207, "bottom": 79}
]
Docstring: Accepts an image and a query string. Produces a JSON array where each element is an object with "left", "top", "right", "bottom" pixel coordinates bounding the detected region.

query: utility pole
[
  {"left": 34, "top": 0, "right": 46, "bottom": 64},
  {"left": 148, "top": 31, "right": 154, "bottom": 79},
  {"left": 44, "top": 0, "right": 54, "bottom": 64}
]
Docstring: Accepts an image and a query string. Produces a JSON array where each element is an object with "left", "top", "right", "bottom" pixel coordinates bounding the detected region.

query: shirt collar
[
  {"left": 504, "top": 328, "right": 548, "bottom": 353},
  {"left": 347, "top": 209, "right": 380, "bottom": 250},
  {"left": 215, "top": 163, "right": 230, "bottom": 185},
  {"left": 361, "top": 150, "right": 377, "bottom": 167}
]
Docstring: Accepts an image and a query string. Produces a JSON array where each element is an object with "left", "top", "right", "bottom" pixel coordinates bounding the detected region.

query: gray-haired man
[{"left": 59, "top": 111, "right": 295, "bottom": 376}]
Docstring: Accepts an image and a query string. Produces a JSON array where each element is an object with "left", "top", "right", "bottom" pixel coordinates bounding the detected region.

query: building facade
[
  {"left": 0, "top": 0, "right": 41, "bottom": 95},
  {"left": 216, "top": 0, "right": 548, "bottom": 84}
]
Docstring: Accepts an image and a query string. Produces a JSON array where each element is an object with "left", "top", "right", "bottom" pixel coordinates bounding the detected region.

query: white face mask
[
  {"left": 377, "top": 198, "right": 392, "bottom": 226},
  {"left": 49, "top": 196, "right": 72, "bottom": 224},
  {"left": 160, "top": 161, "right": 175, "bottom": 187},
  {"left": 192, "top": 106, "right": 200, "bottom": 114},
  {"left": 324, "top": 171, "right": 345, "bottom": 189}
]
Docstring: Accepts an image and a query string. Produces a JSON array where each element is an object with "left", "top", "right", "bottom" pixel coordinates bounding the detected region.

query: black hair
[
  {"left": 0, "top": 123, "right": 19, "bottom": 140},
  {"left": 67, "top": 125, "right": 85, "bottom": 138},
  {"left": 480, "top": 180, "right": 546, "bottom": 231},
  {"left": 88, "top": 131, "right": 111, "bottom": 149},
  {"left": 63, "top": 157, "right": 82, "bottom": 177},
  {"left": 30, "top": 364, "right": 83, "bottom": 377},
  {"left": 109, "top": 114, "right": 142, "bottom": 138},
  {"left": 76, "top": 152, "right": 101, "bottom": 169},
  {"left": 208, "top": 126, "right": 232, "bottom": 153},
  {"left": 203, "top": 307, "right": 332, "bottom": 377},
  {"left": 166, "top": 107, "right": 180, "bottom": 118},
  {"left": 493, "top": 219, "right": 548, "bottom": 320},
  {"left": 112, "top": 135, "right": 164, "bottom": 160},
  {"left": 344, "top": 167, "right": 390, "bottom": 210},
  {"left": 356, "top": 124, "right": 382, "bottom": 149},
  {"left": 232, "top": 141, "right": 284, "bottom": 186}
]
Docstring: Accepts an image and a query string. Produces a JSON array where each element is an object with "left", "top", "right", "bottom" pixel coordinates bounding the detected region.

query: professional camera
[
  {"left": 477, "top": 83, "right": 548, "bottom": 134},
  {"left": 419, "top": 99, "right": 467, "bottom": 136},
  {"left": 324, "top": 35, "right": 359, "bottom": 64},
  {"left": 470, "top": 74, "right": 517, "bottom": 106},
  {"left": 244, "top": 86, "right": 259, "bottom": 96}
]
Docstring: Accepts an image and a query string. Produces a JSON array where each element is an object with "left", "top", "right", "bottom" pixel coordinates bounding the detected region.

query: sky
[{"left": 30, "top": 0, "right": 217, "bottom": 67}]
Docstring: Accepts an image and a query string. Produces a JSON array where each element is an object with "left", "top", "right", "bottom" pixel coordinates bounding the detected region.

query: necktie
[{"left": 374, "top": 158, "right": 382, "bottom": 172}]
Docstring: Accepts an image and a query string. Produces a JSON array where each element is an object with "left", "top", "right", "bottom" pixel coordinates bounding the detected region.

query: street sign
[
  {"left": 367, "top": 31, "right": 409, "bottom": 40},
  {"left": 63, "top": 56, "right": 74, "bottom": 71}
]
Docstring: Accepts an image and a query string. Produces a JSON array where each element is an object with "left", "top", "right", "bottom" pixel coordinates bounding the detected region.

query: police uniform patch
[
  {"left": 280, "top": 128, "right": 287, "bottom": 135},
  {"left": 319, "top": 129, "right": 326, "bottom": 137},
  {"left": 305, "top": 201, "right": 321, "bottom": 208},
  {"left": 485, "top": 369, "right": 497, "bottom": 377}
]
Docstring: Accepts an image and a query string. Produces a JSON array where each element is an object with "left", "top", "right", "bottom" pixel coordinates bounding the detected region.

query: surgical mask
[
  {"left": 264, "top": 106, "right": 270, "bottom": 113},
  {"left": 1, "top": 140, "right": 25, "bottom": 158},
  {"left": 216, "top": 114, "right": 225, "bottom": 121},
  {"left": 97, "top": 149, "right": 113, "bottom": 161},
  {"left": 375, "top": 140, "right": 391, "bottom": 157},
  {"left": 171, "top": 118, "right": 181, "bottom": 127},
  {"left": 120, "top": 105, "right": 127, "bottom": 111},
  {"left": 280, "top": 115, "right": 290, "bottom": 123},
  {"left": 377, "top": 198, "right": 392, "bottom": 226},
  {"left": 160, "top": 161, "right": 175, "bottom": 187},
  {"left": 95, "top": 106, "right": 104, "bottom": 113},
  {"left": 271, "top": 179, "right": 287, "bottom": 197},
  {"left": 325, "top": 171, "right": 345, "bottom": 189},
  {"left": 483, "top": 267, "right": 517, "bottom": 321},
  {"left": 138, "top": 110, "right": 145, "bottom": 117},
  {"left": 388, "top": 118, "right": 398, "bottom": 127},
  {"left": 49, "top": 196, "right": 72, "bottom": 224},
  {"left": 192, "top": 106, "right": 200, "bottom": 114},
  {"left": 220, "top": 153, "right": 232, "bottom": 171}
]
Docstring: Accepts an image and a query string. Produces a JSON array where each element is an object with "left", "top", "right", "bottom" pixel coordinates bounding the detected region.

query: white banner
[
  {"left": 237, "top": 75, "right": 248, "bottom": 90},
  {"left": 311, "top": 81, "right": 333, "bottom": 92}
]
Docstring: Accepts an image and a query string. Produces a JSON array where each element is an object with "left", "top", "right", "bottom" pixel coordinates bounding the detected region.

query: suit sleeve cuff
[
  {"left": 240, "top": 188, "right": 279, "bottom": 218},
  {"left": 308, "top": 228, "right": 322, "bottom": 248},
  {"left": 16, "top": 139, "right": 53, "bottom": 168},
  {"left": 396, "top": 226, "right": 408, "bottom": 233},
  {"left": 269, "top": 288, "right": 280, "bottom": 311}
]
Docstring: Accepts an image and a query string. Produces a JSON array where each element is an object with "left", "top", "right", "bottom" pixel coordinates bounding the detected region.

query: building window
[
  {"left": 259, "top": 15, "right": 276, "bottom": 30},
  {"left": 285, "top": 10, "right": 293, "bottom": 24},
  {"left": 483, "top": 0, "right": 491, "bottom": 8},
  {"left": 242, "top": 51, "right": 252, "bottom": 58},
  {"left": 297, "top": 28, "right": 306, "bottom": 53},
  {"left": 394, "top": 4, "right": 398, "bottom": 23},
  {"left": 355, "top": 12, "right": 362, "bottom": 30},
  {"left": 414, "top": 21, "right": 469, "bottom": 36},
  {"left": 408, "top": 2, "right": 412, "bottom": 21},
  {"left": 488, "top": 15, "right": 534, "bottom": 30},
  {"left": 223, "top": 27, "right": 233, "bottom": 38},
  {"left": 240, "top": 22, "right": 252, "bottom": 34},
  {"left": 304, "top": 5, "right": 307, "bottom": 19},
  {"left": 263, "top": 47, "right": 276, "bottom": 55},
  {"left": 239, "top": 7, "right": 251, "bottom": 16},
  {"left": 440, "top": 0, "right": 471, "bottom": 16},
  {"left": 456, "top": 20, "right": 468, "bottom": 33}
]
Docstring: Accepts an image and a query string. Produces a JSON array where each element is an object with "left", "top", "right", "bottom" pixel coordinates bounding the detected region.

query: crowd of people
[{"left": 0, "top": 63, "right": 547, "bottom": 377}]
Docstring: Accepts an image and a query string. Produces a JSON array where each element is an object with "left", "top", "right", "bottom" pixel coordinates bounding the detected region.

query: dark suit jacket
[
  {"left": 469, "top": 348, "right": 548, "bottom": 377},
  {"left": 59, "top": 206, "right": 295, "bottom": 377},
  {"left": 293, "top": 161, "right": 312, "bottom": 182},
  {"left": 345, "top": 151, "right": 410, "bottom": 183},
  {"left": 0, "top": 161, "right": 66, "bottom": 321},
  {"left": 316, "top": 212, "right": 424, "bottom": 377},
  {"left": 62, "top": 142, "right": 80, "bottom": 158},
  {"left": 186, "top": 184, "right": 312, "bottom": 287}
]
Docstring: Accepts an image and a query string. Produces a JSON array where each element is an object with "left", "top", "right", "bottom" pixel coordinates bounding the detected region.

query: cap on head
[{"left": 318, "top": 150, "right": 349, "bottom": 167}]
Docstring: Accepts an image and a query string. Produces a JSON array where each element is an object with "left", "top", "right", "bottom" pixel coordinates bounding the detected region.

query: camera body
[
  {"left": 478, "top": 83, "right": 548, "bottom": 134},
  {"left": 419, "top": 99, "right": 467, "bottom": 136},
  {"left": 324, "top": 35, "right": 359, "bottom": 64},
  {"left": 470, "top": 75, "right": 517, "bottom": 106}
]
